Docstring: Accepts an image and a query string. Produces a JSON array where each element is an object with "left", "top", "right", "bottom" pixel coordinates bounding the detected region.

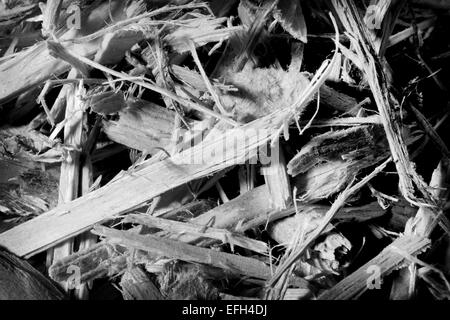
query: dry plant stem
[
  {"left": 74, "top": 156, "right": 97, "bottom": 299},
  {"left": 49, "top": 69, "right": 83, "bottom": 124},
  {"left": 388, "top": 18, "right": 435, "bottom": 48},
  {"left": 188, "top": 41, "right": 229, "bottom": 116},
  {"left": 407, "top": 104, "right": 450, "bottom": 161},
  {"left": 305, "top": 115, "right": 381, "bottom": 127},
  {"left": 37, "top": 81, "right": 56, "bottom": 126},
  {"left": 215, "top": 181, "right": 230, "bottom": 203},
  {"left": 47, "top": 80, "right": 84, "bottom": 291},
  {"left": 267, "top": 157, "right": 391, "bottom": 288},
  {"left": 332, "top": 0, "right": 434, "bottom": 206}
]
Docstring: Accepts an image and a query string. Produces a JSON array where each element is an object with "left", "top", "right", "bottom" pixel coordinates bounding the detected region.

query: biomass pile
[{"left": 0, "top": 0, "right": 449, "bottom": 300}]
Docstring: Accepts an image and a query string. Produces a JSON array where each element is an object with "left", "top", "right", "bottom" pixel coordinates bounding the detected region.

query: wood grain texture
[
  {"left": 0, "top": 114, "right": 282, "bottom": 257},
  {"left": 94, "top": 226, "right": 272, "bottom": 280}
]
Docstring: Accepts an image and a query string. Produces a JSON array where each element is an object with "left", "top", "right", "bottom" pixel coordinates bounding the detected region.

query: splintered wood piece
[
  {"left": 331, "top": 0, "right": 433, "bottom": 205},
  {"left": 102, "top": 98, "right": 179, "bottom": 154},
  {"left": 124, "top": 214, "right": 269, "bottom": 254},
  {"left": 268, "top": 202, "right": 388, "bottom": 245},
  {"left": 287, "top": 125, "right": 386, "bottom": 177},
  {"left": 120, "top": 267, "right": 163, "bottom": 300},
  {"left": 48, "top": 242, "right": 126, "bottom": 284},
  {"left": 47, "top": 79, "right": 84, "bottom": 291},
  {"left": 319, "top": 235, "right": 431, "bottom": 300},
  {"left": 94, "top": 29, "right": 145, "bottom": 65},
  {"left": 319, "top": 85, "right": 360, "bottom": 115},
  {"left": 261, "top": 146, "right": 292, "bottom": 210},
  {"left": 181, "top": 185, "right": 273, "bottom": 242},
  {"left": 293, "top": 159, "right": 372, "bottom": 202},
  {"left": 163, "top": 16, "right": 243, "bottom": 54},
  {"left": 93, "top": 226, "right": 272, "bottom": 280}
]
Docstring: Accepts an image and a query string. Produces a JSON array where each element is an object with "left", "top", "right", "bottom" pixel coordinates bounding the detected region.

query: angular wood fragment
[
  {"left": 102, "top": 98, "right": 178, "bottom": 153},
  {"left": 287, "top": 125, "right": 387, "bottom": 177}
]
